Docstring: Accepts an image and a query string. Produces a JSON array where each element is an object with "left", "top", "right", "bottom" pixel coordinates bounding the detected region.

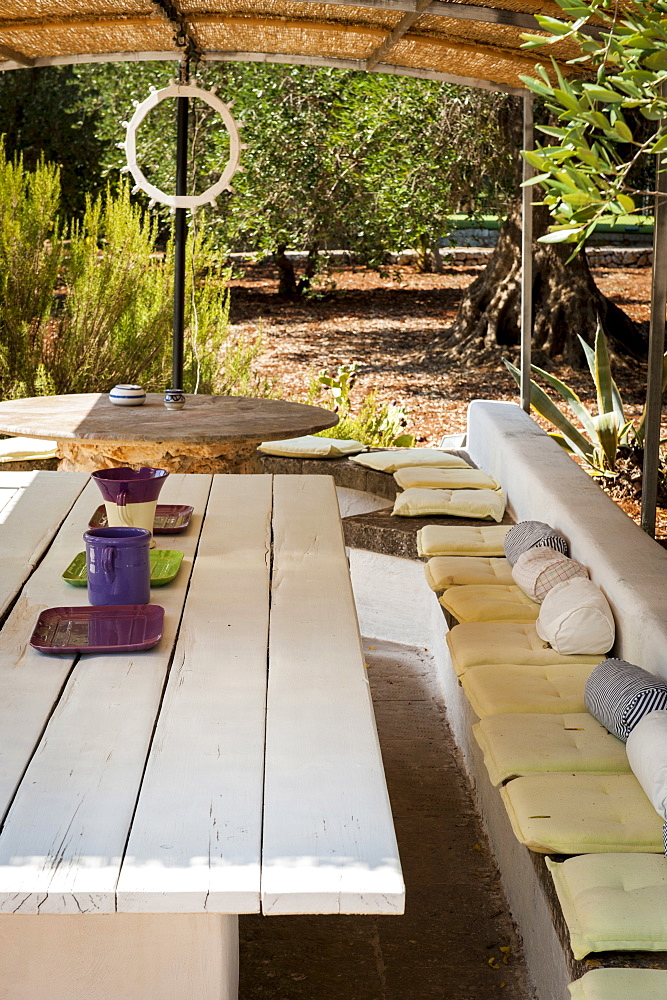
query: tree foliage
[
  {"left": 2, "top": 62, "right": 518, "bottom": 260},
  {"left": 519, "top": 0, "right": 667, "bottom": 250}
]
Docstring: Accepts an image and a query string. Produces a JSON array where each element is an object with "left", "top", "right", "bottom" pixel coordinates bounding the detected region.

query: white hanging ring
[{"left": 124, "top": 83, "right": 241, "bottom": 209}]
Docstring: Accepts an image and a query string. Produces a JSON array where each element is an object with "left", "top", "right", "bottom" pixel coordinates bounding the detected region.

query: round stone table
[{"left": 0, "top": 393, "right": 339, "bottom": 473}]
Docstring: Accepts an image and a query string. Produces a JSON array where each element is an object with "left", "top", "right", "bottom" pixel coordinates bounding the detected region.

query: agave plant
[{"left": 504, "top": 325, "right": 667, "bottom": 477}]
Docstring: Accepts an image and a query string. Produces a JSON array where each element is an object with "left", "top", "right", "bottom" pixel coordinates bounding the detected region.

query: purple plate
[
  {"left": 30, "top": 605, "right": 164, "bottom": 654},
  {"left": 89, "top": 504, "right": 194, "bottom": 534}
]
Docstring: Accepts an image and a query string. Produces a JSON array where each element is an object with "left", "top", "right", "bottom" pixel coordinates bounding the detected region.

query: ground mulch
[{"left": 228, "top": 260, "right": 667, "bottom": 536}]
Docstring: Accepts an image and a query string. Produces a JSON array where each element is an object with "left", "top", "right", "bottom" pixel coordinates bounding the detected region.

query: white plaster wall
[
  {"left": 335, "top": 487, "right": 391, "bottom": 518},
  {"left": 466, "top": 400, "right": 667, "bottom": 676},
  {"left": 348, "top": 548, "right": 434, "bottom": 649}
]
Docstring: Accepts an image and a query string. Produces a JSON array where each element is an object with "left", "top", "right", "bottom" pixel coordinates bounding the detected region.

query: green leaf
[
  {"left": 503, "top": 360, "right": 596, "bottom": 461},
  {"left": 613, "top": 120, "right": 634, "bottom": 141},
  {"left": 582, "top": 84, "right": 626, "bottom": 102},
  {"left": 650, "top": 132, "right": 667, "bottom": 152},
  {"left": 529, "top": 362, "right": 598, "bottom": 438},
  {"left": 593, "top": 324, "right": 615, "bottom": 416},
  {"left": 617, "top": 192, "right": 636, "bottom": 212},
  {"left": 539, "top": 227, "right": 584, "bottom": 242},
  {"left": 594, "top": 411, "right": 619, "bottom": 468},
  {"left": 645, "top": 49, "right": 667, "bottom": 70}
]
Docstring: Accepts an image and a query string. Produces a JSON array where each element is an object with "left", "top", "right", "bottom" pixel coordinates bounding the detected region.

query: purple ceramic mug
[{"left": 84, "top": 527, "right": 151, "bottom": 606}]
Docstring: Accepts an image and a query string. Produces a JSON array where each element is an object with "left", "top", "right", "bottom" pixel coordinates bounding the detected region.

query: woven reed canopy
[{"left": 0, "top": 1, "right": 582, "bottom": 93}]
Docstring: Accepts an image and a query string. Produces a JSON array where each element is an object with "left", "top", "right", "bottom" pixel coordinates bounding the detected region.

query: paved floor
[{"left": 239, "top": 638, "right": 534, "bottom": 1000}]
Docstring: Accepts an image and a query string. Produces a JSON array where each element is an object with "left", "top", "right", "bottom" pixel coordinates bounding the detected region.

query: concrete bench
[{"left": 341, "top": 402, "right": 667, "bottom": 999}]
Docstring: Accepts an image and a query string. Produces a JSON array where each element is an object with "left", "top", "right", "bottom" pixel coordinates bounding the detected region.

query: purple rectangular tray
[
  {"left": 30, "top": 605, "right": 164, "bottom": 654},
  {"left": 89, "top": 504, "right": 194, "bottom": 534}
]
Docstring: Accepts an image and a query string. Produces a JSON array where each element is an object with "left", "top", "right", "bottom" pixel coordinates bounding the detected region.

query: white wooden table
[{"left": 0, "top": 471, "right": 403, "bottom": 1000}]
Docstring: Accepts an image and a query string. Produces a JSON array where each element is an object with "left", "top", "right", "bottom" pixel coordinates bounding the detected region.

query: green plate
[{"left": 63, "top": 549, "right": 184, "bottom": 588}]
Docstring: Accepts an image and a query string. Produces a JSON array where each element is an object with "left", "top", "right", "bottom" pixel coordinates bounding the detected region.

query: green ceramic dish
[{"left": 63, "top": 549, "right": 184, "bottom": 588}]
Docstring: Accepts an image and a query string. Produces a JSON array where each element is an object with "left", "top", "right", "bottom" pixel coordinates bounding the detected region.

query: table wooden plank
[
  {"left": 0, "top": 478, "right": 107, "bottom": 822},
  {"left": 0, "top": 475, "right": 212, "bottom": 915},
  {"left": 117, "top": 475, "right": 272, "bottom": 914},
  {"left": 0, "top": 471, "right": 88, "bottom": 619},
  {"left": 262, "top": 475, "right": 405, "bottom": 915}
]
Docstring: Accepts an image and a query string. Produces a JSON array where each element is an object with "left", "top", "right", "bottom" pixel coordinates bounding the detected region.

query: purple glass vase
[{"left": 84, "top": 527, "right": 151, "bottom": 606}]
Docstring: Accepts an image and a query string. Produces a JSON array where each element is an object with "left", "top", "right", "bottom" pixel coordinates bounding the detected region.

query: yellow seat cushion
[
  {"left": 0, "top": 436, "right": 57, "bottom": 462},
  {"left": 392, "top": 488, "right": 506, "bottom": 521},
  {"left": 569, "top": 969, "right": 667, "bottom": 1000},
  {"left": 439, "top": 584, "right": 539, "bottom": 623},
  {"left": 393, "top": 466, "right": 499, "bottom": 491},
  {"left": 500, "top": 774, "right": 664, "bottom": 854},
  {"left": 258, "top": 435, "right": 366, "bottom": 458},
  {"left": 461, "top": 662, "right": 596, "bottom": 717},
  {"left": 424, "top": 557, "right": 513, "bottom": 591},
  {"left": 417, "top": 524, "right": 511, "bottom": 557},
  {"left": 547, "top": 853, "right": 667, "bottom": 959},
  {"left": 473, "top": 713, "right": 630, "bottom": 787},
  {"left": 446, "top": 622, "right": 602, "bottom": 677},
  {"left": 350, "top": 448, "right": 470, "bottom": 473}
]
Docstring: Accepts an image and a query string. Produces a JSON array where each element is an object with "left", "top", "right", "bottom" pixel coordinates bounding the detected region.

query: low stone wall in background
[{"left": 231, "top": 246, "right": 654, "bottom": 269}]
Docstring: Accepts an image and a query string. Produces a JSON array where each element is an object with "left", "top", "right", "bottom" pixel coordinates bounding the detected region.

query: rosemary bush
[{"left": 0, "top": 147, "right": 255, "bottom": 400}]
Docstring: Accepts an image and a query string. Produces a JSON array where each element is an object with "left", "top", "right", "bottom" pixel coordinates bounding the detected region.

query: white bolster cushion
[
  {"left": 512, "top": 546, "right": 589, "bottom": 603},
  {"left": 626, "top": 710, "right": 667, "bottom": 855},
  {"left": 536, "top": 578, "right": 615, "bottom": 656},
  {"left": 626, "top": 711, "right": 667, "bottom": 822}
]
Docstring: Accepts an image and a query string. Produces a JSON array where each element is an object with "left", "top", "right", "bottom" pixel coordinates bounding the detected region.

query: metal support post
[
  {"left": 172, "top": 80, "right": 189, "bottom": 391},
  {"left": 520, "top": 91, "right": 534, "bottom": 413},
  {"left": 641, "top": 83, "right": 667, "bottom": 536}
]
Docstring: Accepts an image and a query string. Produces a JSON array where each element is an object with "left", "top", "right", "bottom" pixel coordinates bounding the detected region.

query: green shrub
[
  {"left": 505, "top": 326, "right": 667, "bottom": 477},
  {"left": 312, "top": 363, "right": 414, "bottom": 447},
  {"left": 0, "top": 146, "right": 261, "bottom": 400}
]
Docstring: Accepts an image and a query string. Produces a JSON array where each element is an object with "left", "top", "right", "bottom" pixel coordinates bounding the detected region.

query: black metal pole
[
  {"left": 641, "top": 81, "right": 667, "bottom": 536},
  {"left": 173, "top": 89, "right": 189, "bottom": 391}
]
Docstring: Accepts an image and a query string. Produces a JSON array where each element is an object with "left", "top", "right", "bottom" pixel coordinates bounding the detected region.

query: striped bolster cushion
[
  {"left": 584, "top": 658, "right": 667, "bottom": 742},
  {"left": 503, "top": 521, "right": 569, "bottom": 566}
]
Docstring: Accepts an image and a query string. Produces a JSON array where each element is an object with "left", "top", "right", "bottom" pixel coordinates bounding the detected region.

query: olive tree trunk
[{"left": 430, "top": 200, "right": 645, "bottom": 365}]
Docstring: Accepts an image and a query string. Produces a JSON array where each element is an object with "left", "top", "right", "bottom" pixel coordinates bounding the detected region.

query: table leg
[
  {"left": 56, "top": 439, "right": 263, "bottom": 474},
  {"left": 0, "top": 913, "right": 239, "bottom": 1000}
]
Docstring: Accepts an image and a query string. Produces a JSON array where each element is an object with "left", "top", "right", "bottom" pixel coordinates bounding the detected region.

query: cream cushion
[
  {"left": 626, "top": 710, "right": 667, "bottom": 822},
  {"left": 536, "top": 578, "right": 615, "bottom": 656},
  {"left": 439, "top": 584, "right": 539, "bottom": 623},
  {"left": 392, "top": 488, "right": 505, "bottom": 521},
  {"left": 258, "top": 435, "right": 366, "bottom": 458},
  {"left": 569, "top": 969, "right": 667, "bottom": 1000},
  {"left": 424, "top": 557, "right": 513, "bottom": 591},
  {"left": 350, "top": 448, "right": 470, "bottom": 473},
  {"left": 512, "top": 546, "right": 589, "bottom": 603},
  {"left": 473, "top": 713, "right": 630, "bottom": 787},
  {"left": 446, "top": 622, "right": 601, "bottom": 677},
  {"left": 393, "top": 466, "right": 499, "bottom": 491},
  {"left": 500, "top": 773, "right": 665, "bottom": 854},
  {"left": 547, "top": 853, "right": 667, "bottom": 959},
  {"left": 0, "top": 436, "right": 57, "bottom": 462},
  {"left": 417, "top": 524, "right": 511, "bottom": 557},
  {"left": 462, "top": 662, "right": 595, "bottom": 717}
]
